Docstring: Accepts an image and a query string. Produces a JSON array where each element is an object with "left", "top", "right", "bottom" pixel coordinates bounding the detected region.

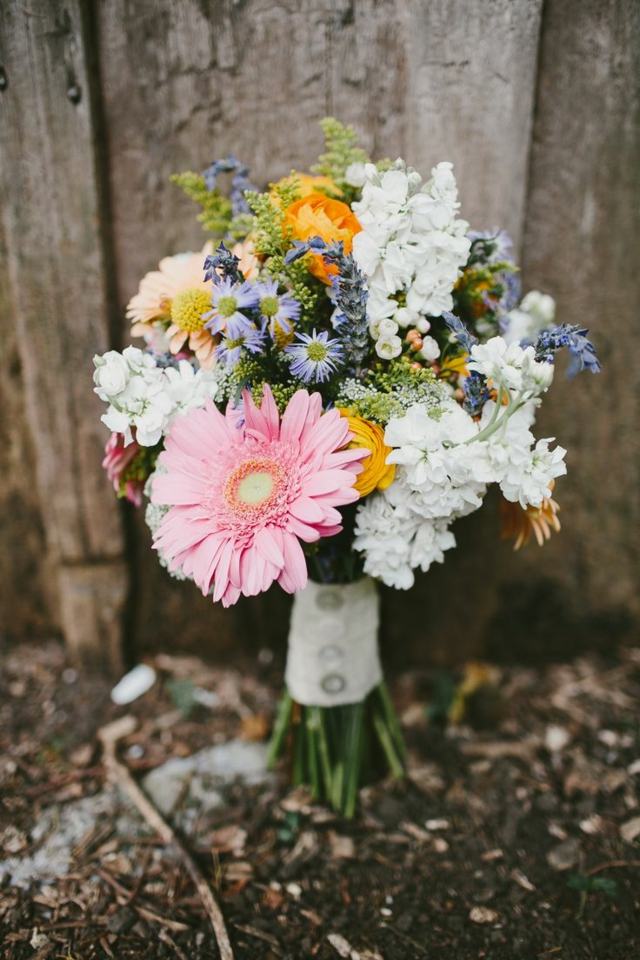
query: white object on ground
[
  {"left": 285, "top": 577, "right": 382, "bottom": 707},
  {"left": 111, "top": 664, "right": 157, "bottom": 705}
]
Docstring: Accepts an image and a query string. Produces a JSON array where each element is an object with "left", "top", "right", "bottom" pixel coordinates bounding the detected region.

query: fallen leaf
[
  {"left": 620, "top": 816, "right": 640, "bottom": 844},
  {"left": 327, "top": 932, "right": 353, "bottom": 958},
  {"left": 547, "top": 838, "right": 581, "bottom": 871},
  {"left": 469, "top": 906, "right": 499, "bottom": 924},
  {"left": 328, "top": 832, "right": 355, "bottom": 859},
  {"left": 240, "top": 713, "right": 270, "bottom": 741},
  {"left": 511, "top": 868, "right": 536, "bottom": 892},
  {"left": 210, "top": 825, "right": 247, "bottom": 857}
]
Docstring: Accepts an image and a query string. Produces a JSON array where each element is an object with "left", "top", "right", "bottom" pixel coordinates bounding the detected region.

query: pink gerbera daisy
[{"left": 151, "top": 386, "right": 367, "bottom": 606}]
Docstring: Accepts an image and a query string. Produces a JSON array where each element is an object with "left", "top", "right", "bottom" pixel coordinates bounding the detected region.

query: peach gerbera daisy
[
  {"left": 126, "top": 243, "right": 217, "bottom": 369},
  {"left": 151, "top": 386, "right": 367, "bottom": 607}
]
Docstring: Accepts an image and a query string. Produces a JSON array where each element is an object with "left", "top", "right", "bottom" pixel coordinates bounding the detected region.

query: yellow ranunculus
[
  {"left": 339, "top": 411, "right": 396, "bottom": 497},
  {"left": 284, "top": 193, "right": 361, "bottom": 284}
]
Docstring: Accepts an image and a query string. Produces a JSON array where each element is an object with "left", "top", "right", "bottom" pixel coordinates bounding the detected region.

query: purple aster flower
[
  {"left": 205, "top": 278, "right": 260, "bottom": 336},
  {"left": 216, "top": 324, "right": 266, "bottom": 369},
  {"left": 255, "top": 279, "right": 301, "bottom": 338},
  {"left": 285, "top": 330, "right": 344, "bottom": 384}
]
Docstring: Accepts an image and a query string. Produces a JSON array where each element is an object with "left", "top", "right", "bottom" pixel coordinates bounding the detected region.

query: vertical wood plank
[
  {"left": 0, "top": 1, "right": 127, "bottom": 670},
  {"left": 0, "top": 219, "right": 56, "bottom": 639},
  {"left": 328, "top": 0, "right": 543, "bottom": 246},
  {"left": 514, "top": 0, "right": 640, "bottom": 641}
]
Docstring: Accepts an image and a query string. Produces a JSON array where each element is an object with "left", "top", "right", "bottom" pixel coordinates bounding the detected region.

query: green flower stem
[
  {"left": 266, "top": 689, "right": 292, "bottom": 768},
  {"left": 376, "top": 681, "right": 406, "bottom": 763},
  {"left": 372, "top": 709, "right": 405, "bottom": 780},
  {"left": 343, "top": 701, "right": 365, "bottom": 818},
  {"left": 311, "top": 706, "right": 334, "bottom": 800},
  {"left": 464, "top": 387, "right": 527, "bottom": 446},
  {"left": 267, "top": 683, "right": 406, "bottom": 817},
  {"left": 305, "top": 709, "right": 321, "bottom": 798}
]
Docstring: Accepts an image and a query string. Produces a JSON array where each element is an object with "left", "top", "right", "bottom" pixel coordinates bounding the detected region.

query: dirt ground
[{"left": 1, "top": 639, "right": 639, "bottom": 960}]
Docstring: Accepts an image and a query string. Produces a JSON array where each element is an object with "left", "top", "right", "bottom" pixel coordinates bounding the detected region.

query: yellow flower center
[
  {"left": 237, "top": 471, "right": 274, "bottom": 505},
  {"left": 170, "top": 288, "right": 211, "bottom": 334},
  {"left": 224, "top": 458, "right": 284, "bottom": 515},
  {"left": 260, "top": 295, "right": 280, "bottom": 318}
]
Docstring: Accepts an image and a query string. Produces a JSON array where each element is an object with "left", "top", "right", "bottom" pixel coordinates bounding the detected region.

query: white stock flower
[
  {"left": 93, "top": 351, "right": 130, "bottom": 399},
  {"left": 378, "top": 317, "right": 399, "bottom": 338},
  {"left": 410, "top": 519, "right": 456, "bottom": 572},
  {"left": 352, "top": 159, "right": 470, "bottom": 335},
  {"left": 503, "top": 290, "right": 556, "bottom": 346},
  {"left": 500, "top": 437, "right": 567, "bottom": 508},
  {"left": 384, "top": 402, "right": 488, "bottom": 520},
  {"left": 95, "top": 348, "right": 220, "bottom": 447},
  {"left": 353, "top": 493, "right": 416, "bottom": 590},
  {"left": 353, "top": 481, "right": 458, "bottom": 588},
  {"left": 344, "top": 161, "right": 367, "bottom": 188},
  {"left": 468, "top": 336, "right": 554, "bottom": 397},
  {"left": 375, "top": 335, "right": 403, "bottom": 359},
  {"left": 417, "top": 335, "right": 440, "bottom": 362}
]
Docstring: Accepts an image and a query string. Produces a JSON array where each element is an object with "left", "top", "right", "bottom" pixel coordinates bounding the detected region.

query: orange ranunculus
[
  {"left": 338, "top": 411, "right": 396, "bottom": 497},
  {"left": 284, "top": 193, "right": 361, "bottom": 284}
]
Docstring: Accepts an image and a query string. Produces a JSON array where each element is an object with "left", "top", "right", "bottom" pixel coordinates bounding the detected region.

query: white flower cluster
[
  {"left": 467, "top": 335, "right": 555, "bottom": 397},
  {"left": 353, "top": 337, "right": 566, "bottom": 589},
  {"left": 93, "top": 346, "right": 219, "bottom": 446},
  {"left": 351, "top": 160, "right": 470, "bottom": 361},
  {"left": 503, "top": 290, "right": 556, "bottom": 346}
]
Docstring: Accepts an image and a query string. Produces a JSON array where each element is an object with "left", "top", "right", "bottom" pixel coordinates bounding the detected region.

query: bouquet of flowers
[{"left": 94, "top": 120, "right": 599, "bottom": 815}]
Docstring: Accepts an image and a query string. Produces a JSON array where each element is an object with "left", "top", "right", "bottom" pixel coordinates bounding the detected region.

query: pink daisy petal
[
  {"left": 153, "top": 387, "right": 361, "bottom": 606},
  {"left": 254, "top": 527, "right": 285, "bottom": 568},
  {"left": 289, "top": 496, "right": 327, "bottom": 525},
  {"left": 280, "top": 533, "right": 308, "bottom": 592},
  {"left": 280, "top": 390, "right": 310, "bottom": 444}
]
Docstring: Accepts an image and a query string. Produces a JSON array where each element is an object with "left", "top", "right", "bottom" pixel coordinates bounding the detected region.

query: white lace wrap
[{"left": 285, "top": 577, "right": 382, "bottom": 707}]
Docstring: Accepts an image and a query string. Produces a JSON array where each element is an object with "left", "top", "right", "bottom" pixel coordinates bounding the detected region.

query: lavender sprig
[
  {"left": 535, "top": 324, "right": 601, "bottom": 377},
  {"left": 285, "top": 236, "right": 369, "bottom": 376},
  {"left": 202, "top": 156, "right": 256, "bottom": 216},
  {"left": 441, "top": 311, "right": 478, "bottom": 353}
]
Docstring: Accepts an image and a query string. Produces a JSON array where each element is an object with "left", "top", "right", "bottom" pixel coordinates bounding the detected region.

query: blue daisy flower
[
  {"left": 205, "top": 278, "right": 259, "bottom": 336},
  {"left": 216, "top": 324, "right": 267, "bottom": 369},
  {"left": 255, "top": 279, "right": 301, "bottom": 338},
  {"left": 285, "top": 330, "right": 344, "bottom": 383}
]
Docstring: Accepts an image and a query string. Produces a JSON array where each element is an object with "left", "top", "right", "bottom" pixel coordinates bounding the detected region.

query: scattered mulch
[{"left": 1, "top": 639, "right": 639, "bottom": 959}]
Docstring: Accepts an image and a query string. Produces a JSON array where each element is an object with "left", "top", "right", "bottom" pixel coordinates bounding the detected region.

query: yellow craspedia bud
[
  {"left": 338, "top": 410, "right": 396, "bottom": 498},
  {"left": 170, "top": 288, "right": 211, "bottom": 334}
]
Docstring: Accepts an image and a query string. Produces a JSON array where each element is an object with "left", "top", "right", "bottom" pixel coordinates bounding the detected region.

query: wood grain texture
[
  {"left": 0, "top": 220, "right": 56, "bottom": 639},
  {"left": 514, "top": 0, "right": 640, "bottom": 639},
  {"left": 0, "top": 0, "right": 127, "bottom": 668}
]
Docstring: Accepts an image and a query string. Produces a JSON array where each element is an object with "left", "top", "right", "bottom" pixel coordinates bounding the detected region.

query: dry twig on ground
[{"left": 98, "top": 715, "right": 235, "bottom": 960}]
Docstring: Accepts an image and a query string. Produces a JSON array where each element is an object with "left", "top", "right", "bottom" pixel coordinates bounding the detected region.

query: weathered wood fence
[{"left": 1, "top": 0, "right": 638, "bottom": 672}]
